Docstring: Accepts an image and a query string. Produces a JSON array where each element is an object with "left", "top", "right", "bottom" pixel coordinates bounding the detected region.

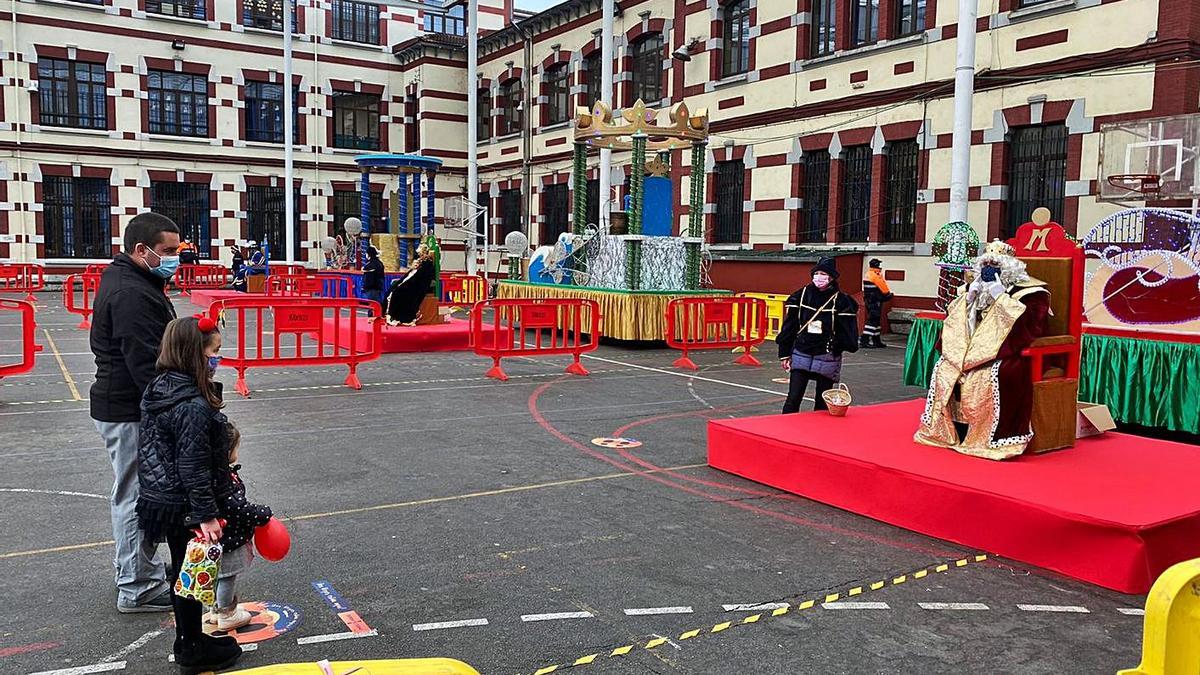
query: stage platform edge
[
  {"left": 707, "top": 398, "right": 1200, "bottom": 594},
  {"left": 321, "top": 316, "right": 508, "bottom": 354}
]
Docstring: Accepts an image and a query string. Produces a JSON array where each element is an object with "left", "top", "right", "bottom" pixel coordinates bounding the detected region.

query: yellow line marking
[
  {"left": 522, "top": 554, "right": 989, "bottom": 674},
  {"left": 1, "top": 464, "right": 706, "bottom": 560},
  {"left": 935, "top": 564, "right": 949, "bottom": 572},
  {"left": 42, "top": 329, "right": 82, "bottom": 401}
]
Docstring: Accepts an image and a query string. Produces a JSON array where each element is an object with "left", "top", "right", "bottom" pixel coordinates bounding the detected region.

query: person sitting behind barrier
[
  {"left": 382, "top": 244, "right": 436, "bottom": 326},
  {"left": 361, "top": 246, "right": 386, "bottom": 309}
]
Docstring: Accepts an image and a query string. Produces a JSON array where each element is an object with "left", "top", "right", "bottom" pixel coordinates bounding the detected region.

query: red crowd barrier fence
[
  {"left": 176, "top": 264, "right": 230, "bottom": 295},
  {"left": 440, "top": 273, "right": 488, "bottom": 310},
  {"left": 0, "top": 263, "right": 45, "bottom": 302},
  {"left": 63, "top": 273, "right": 102, "bottom": 330},
  {"left": 84, "top": 263, "right": 110, "bottom": 275},
  {"left": 267, "top": 274, "right": 352, "bottom": 299},
  {"left": 470, "top": 297, "right": 600, "bottom": 381},
  {"left": 267, "top": 264, "right": 308, "bottom": 277},
  {"left": 0, "top": 298, "right": 42, "bottom": 378},
  {"left": 665, "top": 296, "right": 767, "bottom": 370},
  {"left": 207, "top": 296, "right": 381, "bottom": 398}
]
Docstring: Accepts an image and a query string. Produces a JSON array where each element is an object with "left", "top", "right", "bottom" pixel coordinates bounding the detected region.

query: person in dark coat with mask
[
  {"left": 361, "top": 245, "right": 386, "bottom": 308},
  {"left": 776, "top": 256, "right": 860, "bottom": 413},
  {"left": 90, "top": 212, "right": 181, "bottom": 613}
]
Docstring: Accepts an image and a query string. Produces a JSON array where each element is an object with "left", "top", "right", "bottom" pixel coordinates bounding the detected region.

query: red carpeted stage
[
  {"left": 708, "top": 399, "right": 1200, "bottom": 594},
  {"left": 322, "top": 317, "right": 506, "bottom": 354},
  {"left": 189, "top": 288, "right": 247, "bottom": 309}
]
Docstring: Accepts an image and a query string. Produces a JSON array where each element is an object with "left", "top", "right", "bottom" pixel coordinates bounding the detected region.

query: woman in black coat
[
  {"left": 776, "top": 257, "right": 860, "bottom": 413},
  {"left": 136, "top": 316, "right": 242, "bottom": 674}
]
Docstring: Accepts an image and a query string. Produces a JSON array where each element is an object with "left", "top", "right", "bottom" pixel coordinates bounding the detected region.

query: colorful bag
[{"left": 174, "top": 536, "right": 222, "bottom": 606}]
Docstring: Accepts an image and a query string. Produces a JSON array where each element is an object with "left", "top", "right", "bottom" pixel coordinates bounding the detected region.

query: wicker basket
[{"left": 822, "top": 382, "right": 852, "bottom": 417}]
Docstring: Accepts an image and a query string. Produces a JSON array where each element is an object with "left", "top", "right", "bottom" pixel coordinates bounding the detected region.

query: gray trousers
[{"left": 94, "top": 420, "right": 169, "bottom": 606}]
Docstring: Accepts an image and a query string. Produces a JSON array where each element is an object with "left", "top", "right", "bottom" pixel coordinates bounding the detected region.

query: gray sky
[{"left": 515, "top": 0, "right": 563, "bottom": 12}]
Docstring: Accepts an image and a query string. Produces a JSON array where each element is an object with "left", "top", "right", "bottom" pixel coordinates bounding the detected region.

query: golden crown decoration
[{"left": 573, "top": 100, "right": 710, "bottom": 151}]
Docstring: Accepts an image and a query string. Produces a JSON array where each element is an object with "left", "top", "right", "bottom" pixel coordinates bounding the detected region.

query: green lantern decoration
[{"left": 931, "top": 221, "right": 982, "bottom": 312}]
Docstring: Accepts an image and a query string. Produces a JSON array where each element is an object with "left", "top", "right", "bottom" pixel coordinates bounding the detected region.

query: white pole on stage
[
  {"left": 466, "top": 0, "right": 479, "bottom": 275},
  {"left": 598, "top": 0, "right": 614, "bottom": 232},
  {"left": 948, "top": 0, "right": 977, "bottom": 224},
  {"left": 284, "top": 0, "right": 296, "bottom": 264}
]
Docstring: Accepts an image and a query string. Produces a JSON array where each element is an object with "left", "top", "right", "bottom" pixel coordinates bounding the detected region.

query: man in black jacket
[{"left": 91, "top": 212, "right": 180, "bottom": 613}]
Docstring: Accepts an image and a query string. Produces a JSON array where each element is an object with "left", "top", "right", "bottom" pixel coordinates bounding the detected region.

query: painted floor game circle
[
  {"left": 206, "top": 600, "right": 302, "bottom": 644},
  {"left": 591, "top": 437, "right": 643, "bottom": 449}
]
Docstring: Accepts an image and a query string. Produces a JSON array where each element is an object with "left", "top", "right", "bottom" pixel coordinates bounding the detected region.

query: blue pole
[
  {"left": 412, "top": 169, "right": 423, "bottom": 237},
  {"left": 426, "top": 171, "right": 436, "bottom": 236},
  {"left": 397, "top": 172, "right": 409, "bottom": 268},
  {"left": 359, "top": 169, "right": 370, "bottom": 269}
]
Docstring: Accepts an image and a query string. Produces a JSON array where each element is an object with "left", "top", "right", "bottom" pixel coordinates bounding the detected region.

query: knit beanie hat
[
  {"left": 869, "top": 258, "right": 883, "bottom": 269},
  {"left": 811, "top": 256, "right": 839, "bottom": 279}
]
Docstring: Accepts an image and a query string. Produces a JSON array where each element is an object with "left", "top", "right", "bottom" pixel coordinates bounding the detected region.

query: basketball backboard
[{"left": 1099, "top": 113, "right": 1200, "bottom": 201}]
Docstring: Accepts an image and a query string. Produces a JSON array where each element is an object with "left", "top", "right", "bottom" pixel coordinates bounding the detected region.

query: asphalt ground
[{"left": 0, "top": 294, "right": 1146, "bottom": 675}]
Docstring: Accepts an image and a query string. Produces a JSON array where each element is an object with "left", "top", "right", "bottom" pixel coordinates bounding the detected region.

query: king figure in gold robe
[{"left": 915, "top": 240, "right": 1051, "bottom": 460}]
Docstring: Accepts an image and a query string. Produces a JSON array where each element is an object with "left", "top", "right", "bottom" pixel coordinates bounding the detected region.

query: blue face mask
[
  {"left": 207, "top": 355, "right": 221, "bottom": 373},
  {"left": 146, "top": 248, "right": 180, "bottom": 279},
  {"left": 980, "top": 265, "right": 1001, "bottom": 282}
]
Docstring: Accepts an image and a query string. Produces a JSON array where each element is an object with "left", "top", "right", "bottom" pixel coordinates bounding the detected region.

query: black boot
[
  {"left": 872, "top": 335, "right": 888, "bottom": 348},
  {"left": 859, "top": 335, "right": 873, "bottom": 349},
  {"left": 174, "top": 634, "right": 242, "bottom": 674}
]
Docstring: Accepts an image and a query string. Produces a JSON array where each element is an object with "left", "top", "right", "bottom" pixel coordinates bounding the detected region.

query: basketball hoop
[{"left": 1106, "top": 174, "right": 1162, "bottom": 196}]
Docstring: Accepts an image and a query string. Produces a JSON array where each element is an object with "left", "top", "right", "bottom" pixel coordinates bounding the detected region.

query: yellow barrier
[
  {"left": 1119, "top": 558, "right": 1200, "bottom": 675},
  {"left": 230, "top": 658, "right": 481, "bottom": 674},
  {"left": 735, "top": 292, "right": 789, "bottom": 342}
]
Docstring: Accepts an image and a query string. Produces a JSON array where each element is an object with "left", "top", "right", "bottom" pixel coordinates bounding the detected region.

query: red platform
[
  {"left": 189, "top": 289, "right": 253, "bottom": 309},
  {"left": 708, "top": 399, "right": 1200, "bottom": 594},
  {"left": 321, "top": 316, "right": 506, "bottom": 353}
]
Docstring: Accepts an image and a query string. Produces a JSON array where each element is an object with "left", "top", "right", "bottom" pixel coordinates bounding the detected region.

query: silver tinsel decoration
[{"left": 585, "top": 235, "right": 689, "bottom": 290}]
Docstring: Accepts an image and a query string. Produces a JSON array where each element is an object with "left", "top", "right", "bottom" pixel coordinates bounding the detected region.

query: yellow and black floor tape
[{"left": 524, "top": 554, "right": 989, "bottom": 675}]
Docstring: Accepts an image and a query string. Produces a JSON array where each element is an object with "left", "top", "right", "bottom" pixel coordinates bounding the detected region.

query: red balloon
[{"left": 254, "top": 517, "right": 291, "bottom": 562}]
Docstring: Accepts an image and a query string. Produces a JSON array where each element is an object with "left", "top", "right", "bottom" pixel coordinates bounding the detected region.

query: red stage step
[
  {"left": 189, "top": 289, "right": 252, "bottom": 309},
  {"left": 708, "top": 399, "right": 1200, "bottom": 594},
  {"left": 321, "top": 316, "right": 507, "bottom": 354}
]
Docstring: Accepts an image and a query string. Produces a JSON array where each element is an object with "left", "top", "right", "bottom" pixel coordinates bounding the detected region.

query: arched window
[
  {"left": 722, "top": 0, "right": 751, "bottom": 76},
  {"left": 544, "top": 63, "right": 569, "bottom": 124},
  {"left": 498, "top": 78, "right": 522, "bottom": 136},
  {"left": 628, "top": 34, "right": 663, "bottom": 106}
]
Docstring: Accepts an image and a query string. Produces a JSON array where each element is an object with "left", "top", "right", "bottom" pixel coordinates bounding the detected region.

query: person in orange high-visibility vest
[{"left": 860, "top": 258, "right": 894, "bottom": 348}]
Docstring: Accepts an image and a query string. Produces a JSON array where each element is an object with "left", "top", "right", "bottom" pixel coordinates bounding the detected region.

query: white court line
[
  {"left": 101, "top": 629, "right": 162, "bottom": 662},
  {"left": 822, "top": 601, "right": 890, "bottom": 610},
  {"left": 623, "top": 606, "right": 694, "bottom": 616},
  {"left": 295, "top": 630, "right": 378, "bottom": 645},
  {"left": 29, "top": 663, "right": 126, "bottom": 675},
  {"left": 581, "top": 354, "right": 788, "bottom": 397},
  {"left": 918, "top": 602, "right": 990, "bottom": 611},
  {"left": 0, "top": 488, "right": 107, "bottom": 500},
  {"left": 520, "top": 611, "right": 594, "bottom": 622},
  {"left": 1117, "top": 608, "right": 1145, "bottom": 616},
  {"left": 722, "top": 602, "right": 789, "bottom": 612},
  {"left": 412, "top": 619, "right": 488, "bottom": 632},
  {"left": 1017, "top": 604, "right": 1090, "bottom": 613}
]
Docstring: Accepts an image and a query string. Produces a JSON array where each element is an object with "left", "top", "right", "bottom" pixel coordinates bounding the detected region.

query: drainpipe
[
  {"left": 514, "top": 20, "right": 533, "bottom": 238},
  {"left": 10, "top": 0, "right": 27, "bottom": 262},
  {"left": 466, "top": 0, "right": 479, "bottom": 275},
  {"left": 599, "top": 0, "right": 614, "bottom": 232},
  {"left": 947, "top": 0, "right": 977, "bottom": 224}
]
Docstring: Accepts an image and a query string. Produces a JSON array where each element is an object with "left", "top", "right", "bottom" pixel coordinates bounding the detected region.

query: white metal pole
[
  {"left": 598, "top": 0, "right": 614, "bottom": 231},
  {"left": 284, "top": 0, "right": 296, "bottom": 264},
  {"left": 466, "top": 0, "right": 479, "bottom": 275},
  {"left": 948, "top": 0, "right": 977, "bottom": 224}
]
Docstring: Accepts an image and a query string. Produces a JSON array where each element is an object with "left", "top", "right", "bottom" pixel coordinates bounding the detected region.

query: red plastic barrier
[
  {"left": 440, "top": 273, "right": 488, "bottom": 310},
  {"left": 176, "top": 264, "right": 230, "bottom": 296},
  {"left": 0, "top": 298, "right": 42, "bottom": 378},
  {"left": 268, "top": 264, "right": 308, "bottom": 277},
  {"left": 266, "top": 274, "right": 351, "bottom": 299},
  {"left": 470, "top": 298, "right": 600, "bottom": 381},
  {"left": 665, "top": 296, "right": 767, "bottom": 370},
  {"left": 0, "top": 263, "right": 45, "bottom": 302},
  {"left": 84, "top": 263, "right": 110, "bottom": 275},
  {"left": 63, "top": 273, "right": 102, "bottom": 330},
  {"left": 207, "top": 296, "right": 381, "bottom": 397}
]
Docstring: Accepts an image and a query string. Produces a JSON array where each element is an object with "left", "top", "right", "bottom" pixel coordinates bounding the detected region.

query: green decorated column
[
  {"left": 625, "top": 132, "right": 647, "bottom": 290},
  {"left": 572, "top": 142, "right": 588, "bottom": 275},
  {"left": 686, "top": 140, "right": 706, "bottom": 289}
]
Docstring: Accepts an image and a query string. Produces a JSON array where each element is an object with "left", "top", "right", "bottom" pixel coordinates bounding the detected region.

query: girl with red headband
[{"left": 135, "top": 315, "right": 243, "bottom": 673}]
